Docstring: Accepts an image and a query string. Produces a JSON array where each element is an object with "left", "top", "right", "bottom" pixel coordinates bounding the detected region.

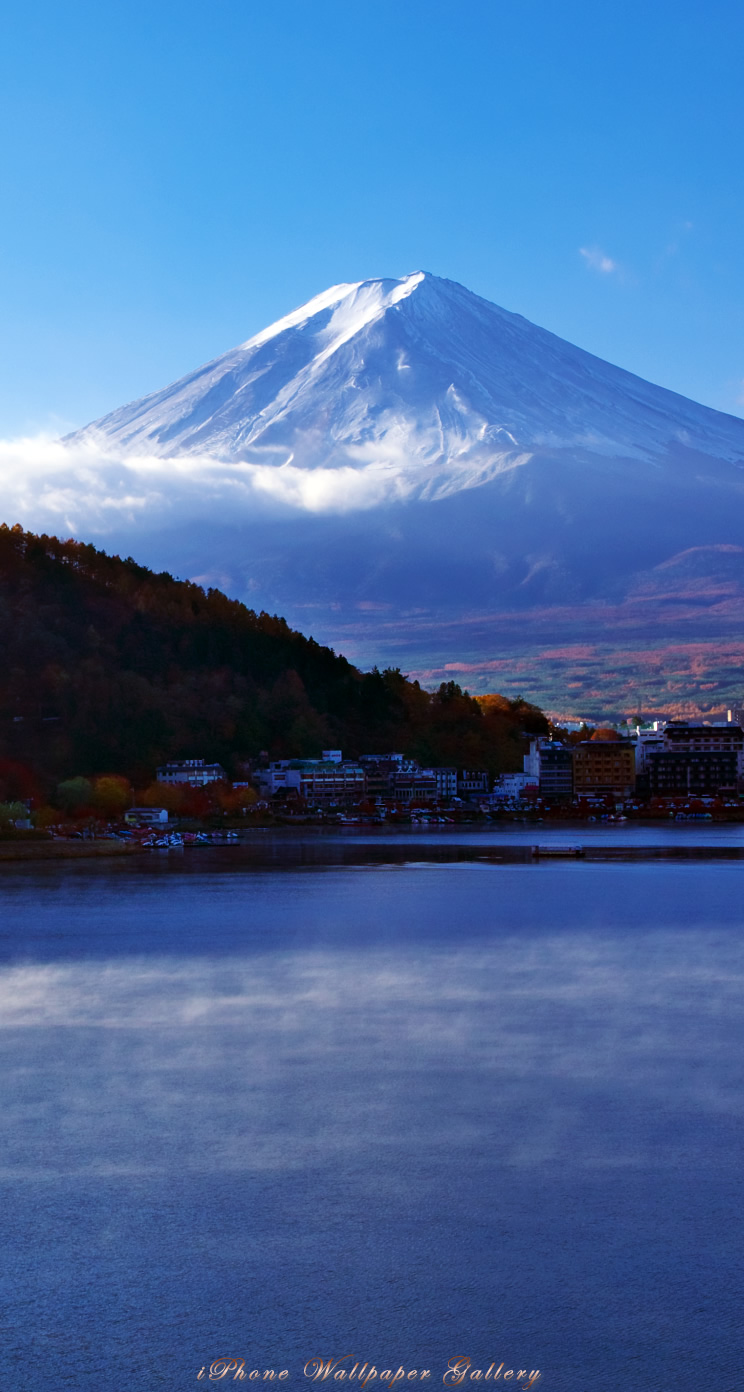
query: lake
[{"left": 1, "top": 832, "right": 742, "bottom": 1391}]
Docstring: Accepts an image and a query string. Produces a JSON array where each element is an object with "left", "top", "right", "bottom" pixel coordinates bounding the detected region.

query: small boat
[{"left": 531, "top": 844, "right": 585, "bottom": 858}]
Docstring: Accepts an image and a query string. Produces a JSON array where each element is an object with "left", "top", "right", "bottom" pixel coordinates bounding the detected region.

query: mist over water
[{"left": 1, "top": 849, "right": 742, "bottom": 1391}]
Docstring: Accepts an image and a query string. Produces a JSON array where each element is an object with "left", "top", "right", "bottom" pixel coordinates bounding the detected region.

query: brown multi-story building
[{"left": 573, "top": 729, "right": 635, "bottom": 797}]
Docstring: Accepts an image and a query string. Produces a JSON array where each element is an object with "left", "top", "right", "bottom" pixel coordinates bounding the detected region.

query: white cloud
[
  {"left": 0, "top": 432, "right": 414, "bottom": 535},
  {"left": 0, "top": 426, "right": 534, "bottom": 537},
  {"left": 579, "top": 246, "right": 618, "bottom": 275}
]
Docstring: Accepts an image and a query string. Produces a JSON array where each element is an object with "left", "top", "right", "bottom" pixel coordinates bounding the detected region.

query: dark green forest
[{"left": 0, "top": 524, "right": 547, "bottom": 790}]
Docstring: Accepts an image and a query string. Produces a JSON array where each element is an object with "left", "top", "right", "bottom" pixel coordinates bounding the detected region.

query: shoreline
[
  {"left": 0, "top": 840, "right": 146, "bottom": 861},
  {"left": 0, "top": 833, "right": 743, "bottom": 866}
]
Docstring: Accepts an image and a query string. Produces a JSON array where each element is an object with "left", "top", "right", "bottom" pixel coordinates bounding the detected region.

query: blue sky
[{"left": 1, "top": 0, "right": 743, "bottom": 435}]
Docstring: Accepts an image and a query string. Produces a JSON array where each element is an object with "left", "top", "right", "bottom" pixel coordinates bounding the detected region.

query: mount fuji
[{"left": 62, "top": 271, "right": 744, "bottom": 715}]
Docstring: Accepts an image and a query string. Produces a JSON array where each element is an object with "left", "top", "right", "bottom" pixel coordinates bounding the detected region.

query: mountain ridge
[
  {"left": 54, "top": 272, "right": 744, "bottom": 715},
  {"left": 68, "top": 271, "right": 744, "bottom": 480}
]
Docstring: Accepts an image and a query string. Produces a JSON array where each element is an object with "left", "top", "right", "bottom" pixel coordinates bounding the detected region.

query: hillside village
[
  {"left": 2, "top": 526, "right": 744, "bottom": 837},
  {"left": 6, "top": 713, "right": 744, "bottom": 840},
  {"left": 237, "top": 713, "right": 744, "bottom": 819},
  {"left": 139, "top": 713, "right": 744, "bottom": 827}
]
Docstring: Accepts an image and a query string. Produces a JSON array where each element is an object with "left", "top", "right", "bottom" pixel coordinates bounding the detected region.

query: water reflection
[
  {"left": 2, "top": 931, "right": 742, "bottom": 1181},
  {"left": 1, "top": 862, "right": 743, "bottom": 1390}
]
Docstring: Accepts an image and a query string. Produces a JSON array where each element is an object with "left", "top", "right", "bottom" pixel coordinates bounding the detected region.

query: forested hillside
[{"left": 0, "top": 524, "right": 547, "bottom": 787}]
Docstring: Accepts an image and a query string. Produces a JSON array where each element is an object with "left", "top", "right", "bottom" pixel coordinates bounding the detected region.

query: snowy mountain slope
[
  {"left": 68, "top": 271, "right": 744, "bottom": 492},
  {"left": 60, "top": 272, "right": 744, "bottom": 714}
]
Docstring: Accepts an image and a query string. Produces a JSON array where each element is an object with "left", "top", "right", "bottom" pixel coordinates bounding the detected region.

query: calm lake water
[{"left": 1, "top": 833, "right": 743, "bottom": 1391}]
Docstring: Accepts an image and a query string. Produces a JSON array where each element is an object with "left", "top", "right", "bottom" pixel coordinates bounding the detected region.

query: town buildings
[
  {"left": 390, "top": 769, "right": 438, "bottom": 804},
  {"left": 255, "top": 757, "right": 365, "bottom": 805},
  {"left": 157, "top": 758, "right": 227, "bottom": 786},
  {"left": 457, "top": 770, "right": 490, "bottom": 798},
  {"left": 491, "top": 772, "right": 537, "bottom": 801},
  {"left": 537, "top": 742, "right": 574, "bottom": 801},
  {"left": 124, "top": 806, "right": 169, "bottom": 826},
  {"left": 573, "top": 730, "right": 636, "bottom": 797},
  {"left": 645, "top": 749, "right": 738, "bottom": 796},
  {"left": 255, "top": 751, "right": 494, "bottom": 810},
  {"left": 640, "top": 720, "right": 743, "bottom": 794},
  {"left": 662, "top": 720, "right": 744, "bottom": 773},
  {"left": 525, "top": 721, "right": 744, "bottom": 803},
  {"left": 162, "top": 717, "right": 744, "bottom": 818}
]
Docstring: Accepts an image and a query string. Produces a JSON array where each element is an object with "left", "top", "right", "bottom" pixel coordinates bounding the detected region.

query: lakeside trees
[{"left": 0, "top": 524, "right": 547, "bottom": 792}]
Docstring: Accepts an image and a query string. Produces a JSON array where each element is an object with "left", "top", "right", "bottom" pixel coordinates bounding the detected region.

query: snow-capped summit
[
  {"left": 60, "top": 272, "right": 744, "bottom": 713},
  {"left": 69, "top": 271, "right": 744, "bottom": 495}
]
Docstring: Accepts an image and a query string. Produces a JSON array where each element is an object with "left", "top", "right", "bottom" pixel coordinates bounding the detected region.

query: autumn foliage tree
[{"left": 91, "top": 776, "right": 132, "bottom": 816}]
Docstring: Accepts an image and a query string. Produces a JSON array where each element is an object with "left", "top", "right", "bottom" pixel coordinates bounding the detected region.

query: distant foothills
[{"left": 0, "top": 524, "right": 548, "bottom": 806}]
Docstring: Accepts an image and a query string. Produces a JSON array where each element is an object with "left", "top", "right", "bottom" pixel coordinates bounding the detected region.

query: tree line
[{"left": 0, "top": 523, "right": 548, "bottom": 796}]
